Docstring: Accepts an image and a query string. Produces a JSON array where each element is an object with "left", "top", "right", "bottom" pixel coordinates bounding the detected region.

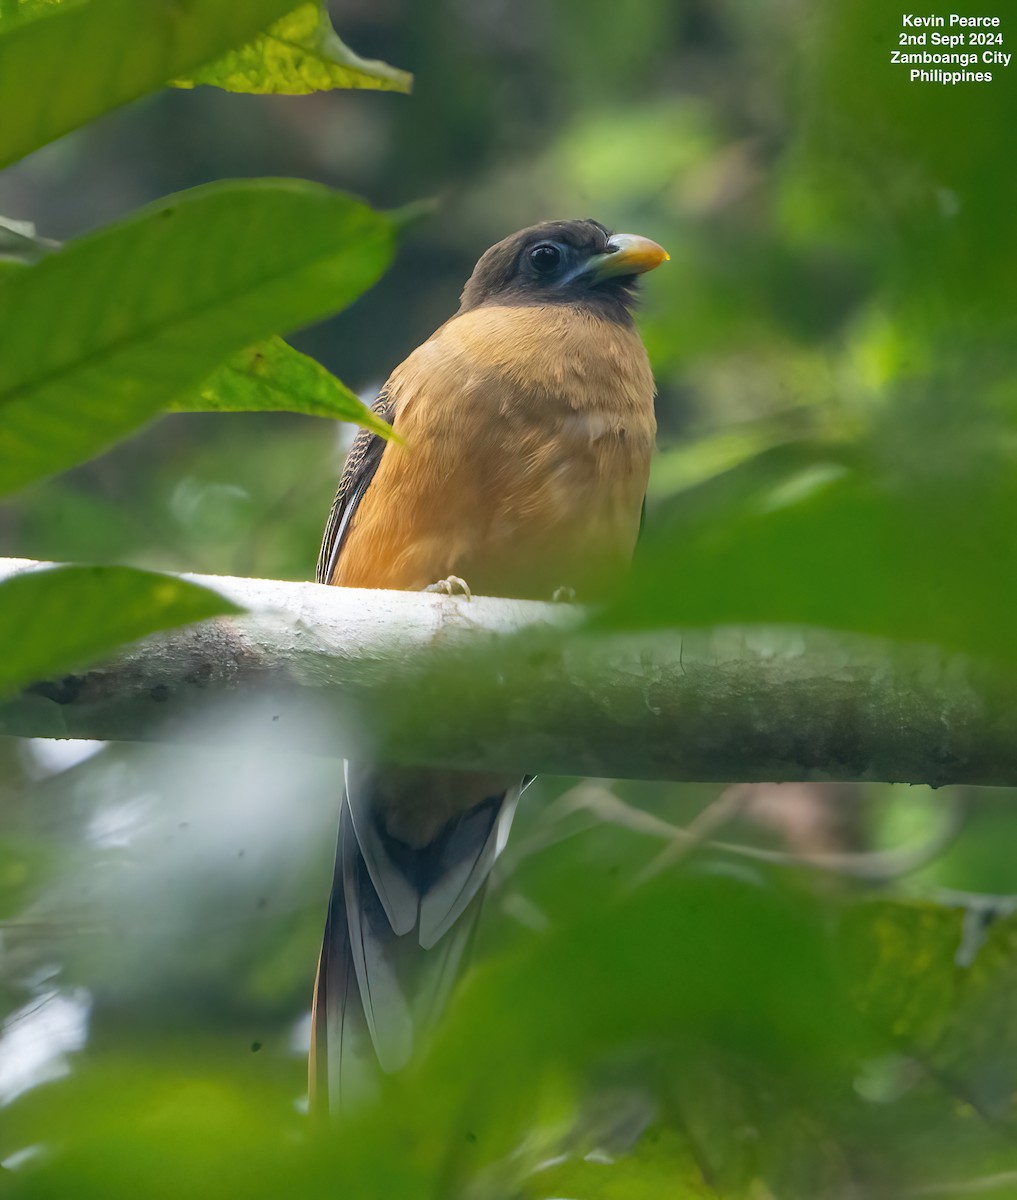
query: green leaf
[
  {"left": 520, "top": 1128, "right": 718, "bottom": 1199},
  {"left": 840, "top": 899, "right": 1017, "bottom": 1123},
  {"left": 0, "top": 565, "right": 239, "bottom": 698},
  {"left": 385, "top": 870, "right": 864, "bottom": 1195},
  {"left": 0, "top": 834, "right": 62, "bottom": 919},
  {"left": 617, "top": 463, "right": 1017, "bottom": 664},
  {"left": 0, "top": 180, "right": 394, "bottom": 494},
  {"left": 0, "top": 0, "right": 302, "bottom": 169},
  {"left": 177, "top": 336, "right": 396, "bottom": 439},
  {"left": 173, "top": 1, "right": 411, "bottom": 95}
]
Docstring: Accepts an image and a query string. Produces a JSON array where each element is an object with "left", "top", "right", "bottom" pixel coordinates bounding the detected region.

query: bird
[{"left": 309, "top": 218, "right": 667, "bottom": 1112}]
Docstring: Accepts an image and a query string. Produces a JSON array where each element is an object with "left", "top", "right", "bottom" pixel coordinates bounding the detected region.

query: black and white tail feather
[
  {"left": 311, "top": 405, "right": 524, "bottom": 1112},
  {"left": 309, "top": 768, "right": 522, "bottom": 1113}
]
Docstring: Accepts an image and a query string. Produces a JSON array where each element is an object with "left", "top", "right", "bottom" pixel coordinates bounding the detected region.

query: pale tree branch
[{"left": 1, "top": 556, "right": 1016, "bottom": 787}]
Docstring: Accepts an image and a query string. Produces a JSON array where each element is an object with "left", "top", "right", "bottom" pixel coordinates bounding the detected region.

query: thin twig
[
  {"left": 633, "top": 784, "right": 752, "bottom": 884},
  {"left": 517, "top": 781, "right": 968, "bottom": 887}
]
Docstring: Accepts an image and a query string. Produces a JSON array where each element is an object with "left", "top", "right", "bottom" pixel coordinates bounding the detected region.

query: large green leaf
[
  {"left": 0, "top": 0, "right": 302, "bottom": 169},
  {"left": 0, "top": 565, "right": 239, "bottom": 698},
  {"left": 0, "top": 223, "right": 392, "bottom": 438},
  {"left": 177, "top": 336, "right": 394, "bottom": 438},
  {"left": 0, "top": 870, "right": 865, "bottom": 1198},
  {"left": 840, "top": 899, "right": 1017, "bottom": 1124},
  {"left": 0, "top": 180, "right": 394, "bottom": 494},
  {"left": 617, "top": 460, "right": 1017, "bottom": 664},
  {"left": 174, "top": 2, "right": 411, "bottom": 95}
]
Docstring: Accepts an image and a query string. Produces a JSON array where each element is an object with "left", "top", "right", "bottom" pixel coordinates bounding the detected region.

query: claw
[
  {"left": 551, "top": 586, "right": 577, "bottom": 603},
  {"left": 425, "top": 575, "right": 472, "bottom": 599}
]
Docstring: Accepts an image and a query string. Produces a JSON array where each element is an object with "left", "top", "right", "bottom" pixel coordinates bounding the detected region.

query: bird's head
[{"left": 458, "top": 219, "right": 668, "bottom": 323}]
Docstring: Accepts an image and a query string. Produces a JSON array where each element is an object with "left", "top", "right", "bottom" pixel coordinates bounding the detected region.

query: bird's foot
[
  {"left": 425, "top": 575, "right": 472, "bottom": 599},
  {"left": 551, "top": 586, "right": 577, "bottom": 603}
]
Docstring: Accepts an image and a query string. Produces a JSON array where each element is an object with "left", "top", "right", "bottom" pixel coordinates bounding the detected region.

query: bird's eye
[{"left": 529, "top": 243, "right": 562, "bottom": 274}]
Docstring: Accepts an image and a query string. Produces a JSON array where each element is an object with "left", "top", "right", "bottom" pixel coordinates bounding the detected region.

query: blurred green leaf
[
  {"left": 0, "top": 180, "right": 394, "bottom": 494},
  {"left": 623, "top": 465, "right": 1017, "bottom": 664},
  {"left": 647, "top": 415, "right": 820, "bottom": 501},
  {"left": 178, "top": 337, "right": 395, "bottom": 438},
  {"left": 378, "top": 869, "right": 865, "bottom": 1196},
  {"left": 174, "top": 2, "right": 411, "bottom": 96},
  {"left": 519, "top": 1127, "right": 717, "bottom": 1199},
  {"left": 8, "top": 843, "right": 1017, "bottom": 1198},
  {"left": 0, "top": 871, "right": 866, "bottom": 1199},
  {"left": 0, "top": 0, "right": 302, "bottom": 169},
  {"left": 0, "top": 835, "right": 59, "bottom": 918},
  {"left": 842, "top": 899, "right": 1017, "bottom": 1124},
  {"left": 841, "top": 900, "right": 961, "bottom": 1054},
  {"left": 0, "top": 564, "right": 239, "bottom": 698}
]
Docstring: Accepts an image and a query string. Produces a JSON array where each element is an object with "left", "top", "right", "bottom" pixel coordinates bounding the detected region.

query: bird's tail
[{"left": 309, "top": 768, "right": 521, "bottom": 1114}]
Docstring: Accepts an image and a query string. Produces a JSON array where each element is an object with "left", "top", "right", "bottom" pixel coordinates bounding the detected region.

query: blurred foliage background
[{"left": 1, "top": 0, "right": 1017, "bottom": 1196}]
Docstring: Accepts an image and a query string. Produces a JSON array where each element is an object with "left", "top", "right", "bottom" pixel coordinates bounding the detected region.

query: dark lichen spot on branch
[
  {"left": 185, "top": 662, "right": 214, "bottom": 687},
  {"left": 27, "top": 674, "right": 84, "bottom": 705}
]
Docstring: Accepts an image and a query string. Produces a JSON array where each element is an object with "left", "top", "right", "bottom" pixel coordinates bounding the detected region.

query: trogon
[{"left": 310, "top": 219, "right": 667, "bottom": 1111}]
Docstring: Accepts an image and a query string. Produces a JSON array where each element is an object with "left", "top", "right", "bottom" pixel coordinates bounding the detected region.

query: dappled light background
[{"left": 2, "top": 0, "right": 1017, "bottom": 1196}]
